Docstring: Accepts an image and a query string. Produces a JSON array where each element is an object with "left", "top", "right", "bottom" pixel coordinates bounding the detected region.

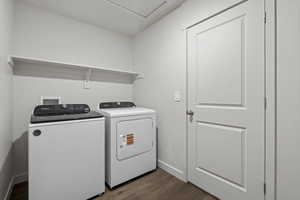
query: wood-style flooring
[{"left": 10, "top": 169, "right": 218, "bottom": 200}]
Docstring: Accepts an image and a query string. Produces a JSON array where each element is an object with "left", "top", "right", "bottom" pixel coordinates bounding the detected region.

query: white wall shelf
[{"left": 8, "top": 55, "right": 142, "bottom": 83}]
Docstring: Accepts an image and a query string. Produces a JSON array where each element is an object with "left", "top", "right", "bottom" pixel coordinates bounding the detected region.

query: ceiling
[{"left": 18, "top": 0, "right": 187, "bottom": 36}]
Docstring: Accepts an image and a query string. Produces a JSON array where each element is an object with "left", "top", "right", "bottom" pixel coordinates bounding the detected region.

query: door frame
[
  {"left": 265, "top": 0, "right": 276, "bottom": 199},
  {"left": 183, "top": 0, "right": 277, "bottom": 199}
]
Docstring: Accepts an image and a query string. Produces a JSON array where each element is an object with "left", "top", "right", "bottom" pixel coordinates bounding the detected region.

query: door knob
[{"left": 186, "top": 110, "right": 194, "bottom": 116}]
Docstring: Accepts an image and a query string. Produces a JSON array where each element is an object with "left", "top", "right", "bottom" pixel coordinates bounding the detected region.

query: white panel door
[{"left": 187, "top": 1, "right": 265, "bottom": 200}]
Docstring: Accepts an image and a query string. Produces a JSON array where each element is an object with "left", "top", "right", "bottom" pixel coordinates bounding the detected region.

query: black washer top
[
  {"left": 99, "top": 102, "right": 136, "bottom": 109},
  {"left": 30, "top": 111, "right": 103, "bottom": 124},
  {"left": 30, "top": 104, "right": 103, "bottom": 124},
  {"left": 33, "top": 104, "right": 91, "bottom": 116}
]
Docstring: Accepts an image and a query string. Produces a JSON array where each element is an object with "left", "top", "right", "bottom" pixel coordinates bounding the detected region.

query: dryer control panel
[{"left": 99, "top": 102, "right": 136, "bottom": 109}]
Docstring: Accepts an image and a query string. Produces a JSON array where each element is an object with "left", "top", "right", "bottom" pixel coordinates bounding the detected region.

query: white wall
[
  {"left": 133, "top": 0, "right": 243, "bottom": 180},
  {"left": 13, "top": 1, "right": 133, "bottom": 70},
  {"left": 277, "top": 1, "right": 300, "bottom": 199},
  {"left": 12, "top": 1, "right": 134, "bottom": 175},
  {"left": 0, "top": 0, "right": 13, "bottom": 170},
  {"left": 0, "top": 0, "right": 14, "bottom": 198}
]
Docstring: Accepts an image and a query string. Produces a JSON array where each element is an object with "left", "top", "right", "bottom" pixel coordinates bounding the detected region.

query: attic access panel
[{"left": 106, "top": 0, "right": 167, "bottom": 18}]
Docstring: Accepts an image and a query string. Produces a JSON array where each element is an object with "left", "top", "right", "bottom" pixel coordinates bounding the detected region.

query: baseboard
[
  {"left": 13, "top": 172, "right": 28, "bottom": 185},
  {"left": 4, "top": 172, "right": 28, "bottom": 200},
  {"left": 5, "top": 166, "right": 185, "bottom": 199},
  {"left": 158, "top": 160, "right": 187, "bottom": 182},
  {"left": 4, "top": 178, "right": 14, "bottom": 200}
]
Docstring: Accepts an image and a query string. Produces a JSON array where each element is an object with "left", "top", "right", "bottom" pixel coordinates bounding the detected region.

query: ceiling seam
[{"left": 104, "top": 0, "right": 167, "bottom": 19}]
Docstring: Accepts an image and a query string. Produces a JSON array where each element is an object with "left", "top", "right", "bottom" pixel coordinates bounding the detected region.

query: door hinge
[
  {"left": 264, "top": 12, "right": 267, "bottom": 24},
  {"left": 186, "top": 110, "right": 194, "bottom": 122},
  {"left": 264, "top": 182, "right": 267, "bottom": 195},
  {"left": 264, "top": 97, "right": 267, "bottom": 110}
]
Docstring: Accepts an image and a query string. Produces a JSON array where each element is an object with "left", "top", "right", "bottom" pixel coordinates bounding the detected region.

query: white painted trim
[
  {"left": 13, "top": 172, "right": 28, "bottom": 185},
  {"left": 265, "top": 0, "right": 276, "bottom": 199},
  {"left": 184, "top": 27, "right": 189, "bottom": 184},
  {"left": 158, "top": 160, "right": 187, "bottom": 182},
  {"left": 182, "top": 0, "right": 247, "bottom": 30},
  {"left": 4, "top": 172, "right": 28, "bottom": 200},
  {"left": 4, "top": 177, "right": 14, "bottom": 200}
]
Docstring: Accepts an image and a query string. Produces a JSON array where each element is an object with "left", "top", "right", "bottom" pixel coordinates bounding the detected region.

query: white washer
[
  {"left": 29, "top": 104, "right": 105, "bottom": 200},
  {"left": 100, "top": 102, "right": 156, "bottom": 188}
]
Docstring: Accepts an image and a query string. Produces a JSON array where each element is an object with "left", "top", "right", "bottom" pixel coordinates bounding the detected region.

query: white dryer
[{"left": 100, "top": 102, "right": 156, "bottom": 188}]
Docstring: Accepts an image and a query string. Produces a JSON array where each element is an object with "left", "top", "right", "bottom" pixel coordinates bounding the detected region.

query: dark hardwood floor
[
  {"left": 10, "top": 169, "right": 218, "bottom": 200},
  {"left": 10, "top": 182, "right": 28, "bottom": 200}
]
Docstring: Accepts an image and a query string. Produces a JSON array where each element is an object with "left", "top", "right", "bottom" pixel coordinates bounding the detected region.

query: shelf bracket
[
  {"left": 83, "top": 69, "right": 92, "bottom": 89},
  {"left": 85, "top": 69, "right": 92, "bottom": 82},
  {"left": 136, "top": 73, "right": 144, "bottom": 80},
  {"left": 7, "top": 56, "right": 14, "bottom": 67}
]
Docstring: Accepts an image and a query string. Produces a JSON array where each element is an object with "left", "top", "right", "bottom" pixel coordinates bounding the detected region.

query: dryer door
[{"left": 117, "top": 117, "right": 154, "bottom": 160}]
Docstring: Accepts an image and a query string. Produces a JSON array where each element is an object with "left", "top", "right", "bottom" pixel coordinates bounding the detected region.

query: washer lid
[
  {"left": 30, "top": 111, "right": 104, "bottom": 124},
  {"left": 100, "top": 107, "right": 155, "bottom": 118}
]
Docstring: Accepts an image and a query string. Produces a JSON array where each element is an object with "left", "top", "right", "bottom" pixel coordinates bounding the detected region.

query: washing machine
[
  {"left": 99, "top": 102, "right": 156, "bottom": 188},
  {"left": 29, "top": 104, "right": 105, "bottom": 200}
]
